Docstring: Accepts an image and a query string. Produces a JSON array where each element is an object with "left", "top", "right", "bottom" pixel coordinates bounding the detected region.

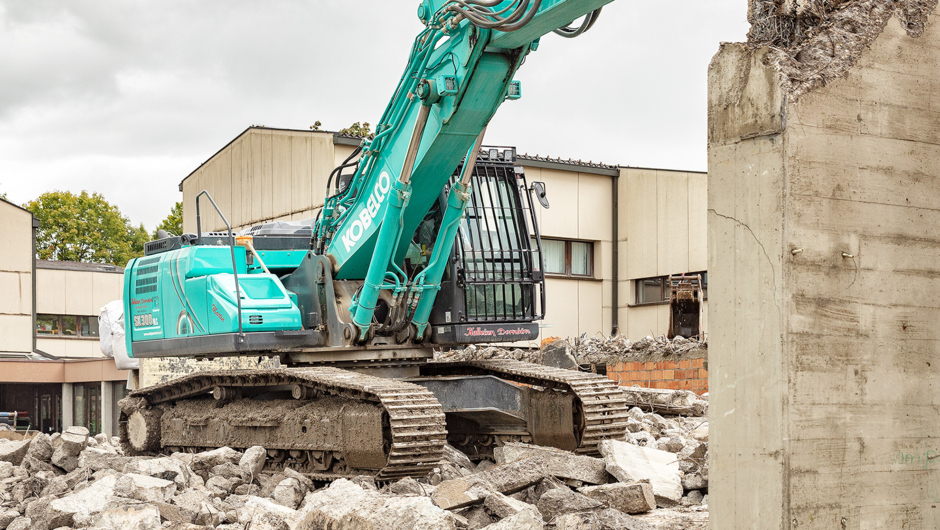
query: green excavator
[{"left": 119, "top": 0, "right": 628, "bottom": 480}]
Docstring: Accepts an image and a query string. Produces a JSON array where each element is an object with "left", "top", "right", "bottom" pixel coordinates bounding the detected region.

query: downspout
[
  {"left": 611, "top": 172, "right": 619, "bottom": 334},
  {"left": 31, "top": 216, "right": 39, "bottom": 352}
]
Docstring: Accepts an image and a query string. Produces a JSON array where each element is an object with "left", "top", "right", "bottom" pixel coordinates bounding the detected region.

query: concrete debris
[
  {"left": 432, "top": 457, "right": 548, "bottom": 509},
  {"left": 485, "top": 509, "right": 545, "bottom": 529},
  {"left": 747, "top": 0, "right": 938, "bottom": 98},
  {"left": 621, "top": 388, "right": 708, "bottom": 416},
  {"left": 90, "top": 503, "right": 162, "bottom": 529},
  {"left": 51, "top": 427, "right": 89, "bottom": 472},
  {"left": 535, "top": 487, "right": 603, "bottom": 521},
  {"left": 483, "top": 491, "right": 542, "bottom": 520},
  {"left": 434, "top": 335, "right": 706, "bottom": 369},
  {"left": 598, "top": 440, "right": 683, "bottom": 507},
  {"left": 237, "top": 446, "right": 265, "bottom": 479},
  {"left": 295, "top": 479, "right": 458, "bottom": 529},
  {"left": 0, "top": 373, "right": 709, "bottom": 529},
  {"left": 0, "top": 441, "right": 30, "bottom": 468},
  {"left": 552, "top": 508, "right": 656, "bottom": 530},
  {"left": 494, "top": 443, "right": 610, "bottom": 485},
  {"left": 578, "top": 482, "right": 656, "bottom": 514}
]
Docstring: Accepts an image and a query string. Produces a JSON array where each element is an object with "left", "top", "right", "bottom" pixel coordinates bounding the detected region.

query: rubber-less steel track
[
  {"left": 424, "top": 359, "right": 630, "bottom": 455},
  {"left": 126, "top": 367, "right": 447, "bottom": 481}
]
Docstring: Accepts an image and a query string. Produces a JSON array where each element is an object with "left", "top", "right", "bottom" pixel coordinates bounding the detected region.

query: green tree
[
  {"left": 153, "top": 201, "right": 183, "bottom": 238},
  {"left": 25, "top": 190, "right": 146, "bottom": 266}
]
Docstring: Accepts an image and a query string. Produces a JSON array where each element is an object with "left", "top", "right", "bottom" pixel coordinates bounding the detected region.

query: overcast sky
[{"left": 0, "top": 0, "right": 749, "bottom": 230}]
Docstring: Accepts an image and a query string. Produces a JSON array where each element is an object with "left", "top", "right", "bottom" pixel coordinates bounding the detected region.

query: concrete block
[
  {"left": 486, "top": 509, "right": 544, "bottom": 529},
  {"left": 192, "top": 447, "right": 242, "bottom": 472},
  {"left": 598, "top": 440, "right": 682, "bottom": 507},
  {"left": 0, "top": 461, "right": 12, "bottom": 480},
  {"left": 273, "top": 478, "right": 304, "bottom": 509},
  {"left": 552, "top": 508, "right": 655, "bottom": 530},
  {"left": 0, "top": 508, "right": 18, "bottom": 529},
  {"left": 133, "top": 457, "right": 194, "bottom": 489},
  {"left": 0, "top": 440, "right": 30, "bottom": 467},
  {"left": 238, "top": 446, "right": 265, "bottom": 479},
  {"left": 578, "top": 482, "right": 656, "bottom": 514},
  {"left": 483, "top": 491, "right": 541, "bottom": 520},
  {"left": 115, "top": 473, "right": 178, "bottom": 504},
  {"left": 295, "top": 479, "right": 456, "bottom": 530},
  {"left": 236, "top": 496, "right": 297, "bottom": 529},
  {"left": 535, "top": 488, "right": 602, "bottom": 522},
  {"left": 79, "top": 447, "right": 140, "bottom": 472},
  {"left": 90, "top": 503, "right": 161, "bottom": 529},
  {"left": 25, "top": 434, "right": 53, "bottom": 463},
  {"left": 432, "top": 457, "right": 547, "bottom": 510},
  {"left": 387, "top": 476, "right": 426, "bottom": 496},
  {"left": 494, "top": 442, "right": 610, "bottom": 485},
  {"left": 51, "top": 427, "right": 89, "bottom": 472}
]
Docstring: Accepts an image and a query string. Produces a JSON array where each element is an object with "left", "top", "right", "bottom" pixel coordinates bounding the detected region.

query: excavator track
[
  {"left": 119, "top": 367, "right": 447, "bottom": 481},
  {"left": 423, "top": 359, "right": 630, "bottom": 455}
]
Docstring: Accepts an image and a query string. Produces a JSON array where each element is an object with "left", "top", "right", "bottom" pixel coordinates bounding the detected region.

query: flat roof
[{"left": 36, "top": 260, "right": 124, "bottom": 274}]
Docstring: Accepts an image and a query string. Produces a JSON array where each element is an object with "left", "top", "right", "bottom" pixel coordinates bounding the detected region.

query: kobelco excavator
[{"left": 119, "top": 0, "right": 628, "bottom": 480}]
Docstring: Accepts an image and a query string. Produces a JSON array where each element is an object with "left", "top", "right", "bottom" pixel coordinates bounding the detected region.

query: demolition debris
[{"left": 0, "top": 375, "right": 708, "bottom": 529}]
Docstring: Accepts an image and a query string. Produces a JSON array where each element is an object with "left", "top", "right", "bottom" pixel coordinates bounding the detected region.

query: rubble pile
[
  {"left": 435, "top": 335, "right": 706, "bottom": 368},
  {"left": 745, "top": 0, "right": 937, "bottom": 98},
  {"left": 0, "top": 390, "right": 708, "bottom": 529}
]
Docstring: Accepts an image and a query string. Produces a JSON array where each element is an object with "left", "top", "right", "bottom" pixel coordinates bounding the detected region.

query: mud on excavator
[{"left": 118, "top": 0, "right": 628, "bottom": 481}]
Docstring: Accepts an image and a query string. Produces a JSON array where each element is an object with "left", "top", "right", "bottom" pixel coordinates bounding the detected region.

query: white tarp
[{"left": 99, "top": 300, "right": 139, "bottom": 370}]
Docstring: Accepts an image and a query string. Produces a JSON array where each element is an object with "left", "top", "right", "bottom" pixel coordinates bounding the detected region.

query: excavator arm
[{"left": 315, "top": 0, "right": 613, "bottom": 340}]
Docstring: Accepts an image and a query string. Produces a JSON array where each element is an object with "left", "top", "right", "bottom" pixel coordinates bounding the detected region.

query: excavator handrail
[{"left": 195, "top": 190, "right": 244, "bottom": 336}]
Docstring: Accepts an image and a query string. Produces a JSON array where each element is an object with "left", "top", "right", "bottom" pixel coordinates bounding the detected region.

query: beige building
[
  {"left": 0, "top": 199, "right": 129, "bottom": 436},
  {"left": 181, "top": 127, "right": 707, "bottom": 342}
]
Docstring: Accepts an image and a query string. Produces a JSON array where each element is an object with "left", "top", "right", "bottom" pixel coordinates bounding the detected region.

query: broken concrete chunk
[
  {"left": 48, "top": 474, "right": 121, "bottom": 527},
  {"left": 442, "top": 444, "right": 475, "bottom": 470},
  {"left": 235, "top": 496, "right": 296, "bottom": 530},
  {"left": 51, "top": 426, "right": 89, "bottom": 472},
  {"left": 115, "top": 473, "right": 178, "bottom": 503},
  {"left": 295, "top": 479, "right": 457, "bottom": 530},
  {"left": 151, "top": 501, "right": 197, "bottom": 524},
  {"left": 598, "top": 439, "right": 682, "bottom": 507},
  {"left": 384, "top": 476, "right": 422, "bottom": 496},
  {"left": 4, "top": 518, "right": 29, "bottom": 530},
  {"left": 90, "top": 503, "right": 162, "bottom": 529},
  {"left": 192, "top": 447, "right": 242, "bottom": 472},
  {"left": 461, "top": 505, "right": 496, "bottom": 529},
  {"left": 540, "top": 339, "right": 579, "bottom": 370},
  {"left": 238, "top": 446, "right": 266, "bottom": 479},
  {"left": 433, "top": 457, "right": 547, "bottom": 510},
  {"left": 171, "top": 488, "right": 212, "bottom": 514},
  {"left": 0, "top": 440, "right": 30, "bottom": 467},
  {"left": 486, "top": 508, "right": 545, "bottom": 529},
  {"left": 483, "top": 491, "right": 542, "bottom": 520},
  {"left": 349, "top": 475, "right": 378, "bottom": 491},
  {"left": 24, "top": 434, "right": 53, "bottom": 463},
  {"left": 535, "top": 488, "right": 603, "bottom": 522},
  {"left": 682, "top": 490, "right": 705, "bottom": 506},
  {"left": 552, "top": 507, "right": 656, "bottom": 530},
  {"left": 0, "top": 508, "right": 19, "bottom": 529},
  {"left": 133, "top": 457, "right": 194, "bottom": 489},
  {"left": 494, "top": 443, "right": 610, "bottom": 485},
  {"left": 0, "top": 461, "right": 12, "bottom": 480},
  {"left": 206, "top": 475, "right": 239, "bottom": 498},
  {"left": 273, "top": 478, "right": 305, "bottom": 509},
  {"left": 79, "top": 446, "right": 139, "bottom": 472},
  {"left": 578, "top": 482, "right": 656, "bottom": 514}
]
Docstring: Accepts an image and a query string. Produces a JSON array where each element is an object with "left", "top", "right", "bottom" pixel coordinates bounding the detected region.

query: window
[
  {"left": 635, "top": 271, "right": 708, "bottom": 305},
  {"left": 73, "top": 382, "right": 102, "bottom": 435},
  {"left": 536, "top": 238, "right": 594, "bottom": 278},
  {"left": 36, "top": 314, "right": 100, "bottom": 338}
]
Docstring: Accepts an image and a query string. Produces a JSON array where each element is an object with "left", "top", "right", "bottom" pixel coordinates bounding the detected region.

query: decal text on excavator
[{"left": 341, "top": 171, "right": 392, "bottom": 252}]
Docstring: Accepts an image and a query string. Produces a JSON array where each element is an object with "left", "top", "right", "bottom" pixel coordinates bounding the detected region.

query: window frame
[
  {"left": 35, "top": 314, "right": 100, "bottom": 339},
  {"left": 538, "top": 238, "right": 595, "bottom": 279}
]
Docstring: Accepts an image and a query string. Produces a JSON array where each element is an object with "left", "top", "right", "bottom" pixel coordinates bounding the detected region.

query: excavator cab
[{"left": 426, "top": 147, "right": 545, "bottom": 344}]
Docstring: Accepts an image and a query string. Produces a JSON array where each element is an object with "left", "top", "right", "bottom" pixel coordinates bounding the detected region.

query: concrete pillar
[
  {"left": 100, "top": 381, "right": 113, "bottom": 437},
  {"left": 61, "top": 383, "right": 73, "bottom": 430},
  {"left": 708, "top": 11, "right": 940, "bottom": 530}
]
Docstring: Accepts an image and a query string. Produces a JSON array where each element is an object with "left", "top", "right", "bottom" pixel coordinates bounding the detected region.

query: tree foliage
[
  {"left": 25, "top": 190, "right": 148, "bottom": 266},
  {"left": 338, "top": 121, "right": 374, "bottom": 139},
  {"left": 153, "top": 201, "right": 183, "bottom": 238}
]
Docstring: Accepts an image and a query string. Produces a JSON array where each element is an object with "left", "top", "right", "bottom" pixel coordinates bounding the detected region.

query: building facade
[
  {"left": 0, "top": 199, "right": 129, "bottom": 436},
  {"left": 181, "top": 127, "right": 708, "bottom": 343}
]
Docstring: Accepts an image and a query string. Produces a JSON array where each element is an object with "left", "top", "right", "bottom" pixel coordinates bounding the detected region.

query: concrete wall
[
  {"left": 708, "top": 16, "right": 940, "bottom": 530},
  {"left": 0, "top": 201, "right": 33, "bottom": 355},
  {"left": 618, "top": 168, "right": 708, "bottom": 340},
  {"left": 36, "top": 268, "right": 124, "bottom": 358}
]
